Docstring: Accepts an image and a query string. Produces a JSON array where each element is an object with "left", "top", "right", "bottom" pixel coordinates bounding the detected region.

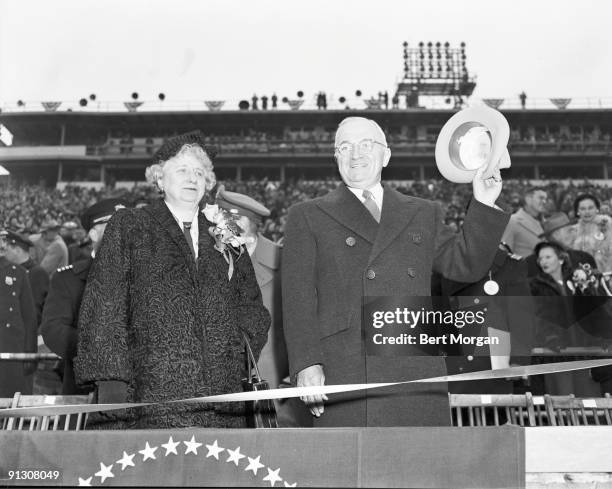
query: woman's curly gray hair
[{"left": 145, "top": 143, "right": 216, "bottom": 193}]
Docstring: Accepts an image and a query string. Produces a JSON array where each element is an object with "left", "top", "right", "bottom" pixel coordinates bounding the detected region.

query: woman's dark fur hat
[{"left": 153, "top": 130, "right": 218, "bottom": 164}]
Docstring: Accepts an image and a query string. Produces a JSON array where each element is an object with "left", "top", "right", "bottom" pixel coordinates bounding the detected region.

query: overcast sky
[{"left": 1, "top": 0, "right": 610, "bottom": 108}]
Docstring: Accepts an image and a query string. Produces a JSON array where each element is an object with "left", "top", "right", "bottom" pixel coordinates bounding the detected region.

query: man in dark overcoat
[
  {"left": 41, "top": 199, "right": 127, "bottom": 394},
  {"left": 0, "top": 230, "right": 38, "bottom": 396},
  {"left": 282, "top": 117, "right": 510, "bottom": 426}
]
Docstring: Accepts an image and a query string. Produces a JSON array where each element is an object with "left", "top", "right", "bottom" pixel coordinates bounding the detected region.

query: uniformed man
[
  {"left": 436, "top": 243, "right": 536, "bottom": 396},
  {"left": 40, "top": 199, "right": 128, "bottom": 394},
  {"left": 0, "top": 229, "right": 38, "bottom": 397},
  {"left": 3, "top": 230, "right": 49, "bottom": 325},
  {"left": 216, "top": 186, "right": 311, "bottom": 427},
  {"left": 3, "top": 230, "right": 57, "bottom": 395},
  {"left": 216, "top": 187, "right": 287, "bottom": 384}
]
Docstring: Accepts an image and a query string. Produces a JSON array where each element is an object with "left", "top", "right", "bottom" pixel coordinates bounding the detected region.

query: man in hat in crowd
[
  {"left": 215, "top": 186, "right": 310, "bottom": 426},
  {"left": 32, "top": 218, "right": 69, "bottom": 276},
  {"left": 501, "top": 187, "right": 548, "bottom": 258},
  {"left": 282, "top": 116, "right": 509, "bottom": 427},
  {"left": 0, "top": 229, "right": 38, "bottom": 397},
  {"left": 41, "top": 199, "right": 128, "bottom": 394}
]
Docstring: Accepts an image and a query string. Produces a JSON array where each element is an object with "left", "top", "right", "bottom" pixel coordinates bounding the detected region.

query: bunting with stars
[{"left": 0, "top": 427, "right": 522, "bottom": 487}]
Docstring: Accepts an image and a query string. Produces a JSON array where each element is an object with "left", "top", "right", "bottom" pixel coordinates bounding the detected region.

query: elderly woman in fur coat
[{"left": 75, "top": 131, "right": 270, "bottom": 429}]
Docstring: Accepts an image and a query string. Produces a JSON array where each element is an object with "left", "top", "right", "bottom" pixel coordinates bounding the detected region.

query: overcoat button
[
  {"left": 473, "top": 298, "right": 480, "bottom": 304},
  {"left": 467, "top": 355, "right": 474, "bottom": 361},
  {"left": 346, "top": 237, "right": 356, "bottom": 247},
  {"left": 366, "top": 269, "right": 376, "bottom": 280},
  {"left": 407, "top": 267, "right": 416, "bottom": 278}
]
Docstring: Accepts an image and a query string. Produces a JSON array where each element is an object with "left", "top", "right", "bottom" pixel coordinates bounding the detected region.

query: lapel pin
[
  {"left": 345, "top": 237, "right": 356, "bottom": 247},
  {"left": 5, "top": 276, "right": 13, "bottom": 286}
]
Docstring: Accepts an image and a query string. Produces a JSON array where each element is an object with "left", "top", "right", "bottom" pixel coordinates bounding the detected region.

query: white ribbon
[{"left": 2, "top": 359, "right": 611, "bottom": 418}]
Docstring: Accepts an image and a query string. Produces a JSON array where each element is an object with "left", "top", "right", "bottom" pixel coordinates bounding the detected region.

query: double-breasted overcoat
[{"left": 282, "top": 184, "right": 509, "bottom": 426}]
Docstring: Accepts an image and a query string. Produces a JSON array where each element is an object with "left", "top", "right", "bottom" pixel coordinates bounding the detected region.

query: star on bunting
[
  {"left": 162, "top": 436, "right": 180, "bottom": 456},
  {"left": 284, "top": 482, "right": 297, "bottom": 487},
  {"left": 263, "top": 467, "right": 282, "bottom": 487},
  {"left": 77, "top": 476, "right": 92, "bottom": 486},
  {"left": 117, "top": 451, "right": 136, "bottom": 470},
  {"left": 205, "top": 439, "right": 225, "bottom": 460},
  {"left": 184, "top": 435, "right": 203, "bottom": 455},
  {"left": 226, "top": 446, "right": 246, "bottom": 466},
  {"left": 245, "top": 455, "right": 265, "bottom": 475},
  {"left": 139, "top": 442, "right": 158, "bottom": 461},
  {"left": 95, "top": 462, "right": 114, "bottom": 484}
]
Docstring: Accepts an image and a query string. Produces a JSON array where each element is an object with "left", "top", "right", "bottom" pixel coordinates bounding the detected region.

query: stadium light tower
[{"left": 396, "top": 41, "right": 477, "bottom": 108}]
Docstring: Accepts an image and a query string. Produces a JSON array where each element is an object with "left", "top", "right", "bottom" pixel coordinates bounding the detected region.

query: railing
[
  {"left": 2, "top": 95, "right": 612, "bottom": 113},
  {"left": 83, "top": 138, "right": 612, "bottom": 157}
]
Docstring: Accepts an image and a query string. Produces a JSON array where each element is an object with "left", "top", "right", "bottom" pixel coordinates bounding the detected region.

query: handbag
[{"left": 241, "top": 332, "right": 279, "bottom": 428}]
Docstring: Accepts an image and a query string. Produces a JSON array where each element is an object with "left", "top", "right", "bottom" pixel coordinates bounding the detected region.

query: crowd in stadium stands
[
  {"left": 93, "top": 126, "right": 611, "bottom": 156},
  {"left": 3, "top": 179, "right": 612, "bottom": 244}
]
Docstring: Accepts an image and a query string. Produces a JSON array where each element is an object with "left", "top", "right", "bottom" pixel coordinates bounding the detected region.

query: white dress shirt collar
[
  {"left": 164, "top": 201, "right": 200, "bottom": 259},
  {"left": 347, "top": 182, "right": 384, "bottom": 209}
]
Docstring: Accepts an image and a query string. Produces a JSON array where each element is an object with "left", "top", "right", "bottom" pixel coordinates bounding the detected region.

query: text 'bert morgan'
[{"left": 369, "top": 307, "right": 500, "bottom": 348}]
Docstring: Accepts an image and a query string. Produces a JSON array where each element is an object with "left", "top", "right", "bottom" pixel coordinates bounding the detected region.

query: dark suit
[
  {"left": 282, "top": 183, "right": 510, "bottom": 426},
  {"left": 75, "top": 199, "right": 270, "bottom": 429},
  {"left": 20, "top": 258, "right": 49, "bottom": 327},
  {"left": 40, "top": 258, "right": 93, "bottom": 395}
]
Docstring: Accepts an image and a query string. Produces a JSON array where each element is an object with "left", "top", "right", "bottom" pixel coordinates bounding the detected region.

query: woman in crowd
[
  {"left": 564, "top": 194, "right": 612, "bottom": 273},
  {"left": 530, "top": 241, "right": 583, "bottom": 395},
  {"left": 75, "top": 131, "right": 270, "bottom": 429}
]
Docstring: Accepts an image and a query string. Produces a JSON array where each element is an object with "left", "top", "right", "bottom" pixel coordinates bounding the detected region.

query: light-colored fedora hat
[{"left": 435, "top": 105, "right": 511, "bottom": 183}]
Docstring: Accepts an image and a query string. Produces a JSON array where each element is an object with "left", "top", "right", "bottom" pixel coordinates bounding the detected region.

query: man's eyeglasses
[{"left": 335, "top": 139, "right": 387, "bottom": 156}]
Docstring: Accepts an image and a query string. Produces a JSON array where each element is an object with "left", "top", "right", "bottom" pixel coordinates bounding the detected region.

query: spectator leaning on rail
[
  {"left": 75, "top": 131, "right": 270, "bottom": 429},
  {"left": 41, "top": 199, "right": 129, "bottom": 395},
  {"left": 281, "top": 116, "right": 509, "bottom": 427}
]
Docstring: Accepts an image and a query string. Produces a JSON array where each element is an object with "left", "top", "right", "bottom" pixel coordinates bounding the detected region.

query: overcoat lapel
[
  {"left": 316, "top": 184, "right": 379, "bottom": 244},
  {"left": 368, "top": 186, "right": 420, "bottom": 264},
  {"left": 146, "top": 199, "right": 198, "bottom": 277}
]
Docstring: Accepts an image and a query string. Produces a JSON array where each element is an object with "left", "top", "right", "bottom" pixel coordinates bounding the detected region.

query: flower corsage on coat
[{"left": 203, "top": 204, "right": 255, "bottom": 280}]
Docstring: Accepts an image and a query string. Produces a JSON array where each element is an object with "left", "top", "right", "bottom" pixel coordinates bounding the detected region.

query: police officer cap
[
  {"left": 4, "top": 230, "right": 33, "bottom": 250},
  {"left": 216, "top": 185, "right": 270, "bottom": 223},
  {"left": 81, "top": 198, "right": 130, "bottom": 232}
]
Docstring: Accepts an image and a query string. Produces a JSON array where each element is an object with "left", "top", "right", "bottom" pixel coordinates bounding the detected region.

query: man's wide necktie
[
  {"left": 362, "top": 189, "right": 381, "bottom": 223},
  {"left": 183, "top": 221, "right": 196, "bottom": 259}
]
